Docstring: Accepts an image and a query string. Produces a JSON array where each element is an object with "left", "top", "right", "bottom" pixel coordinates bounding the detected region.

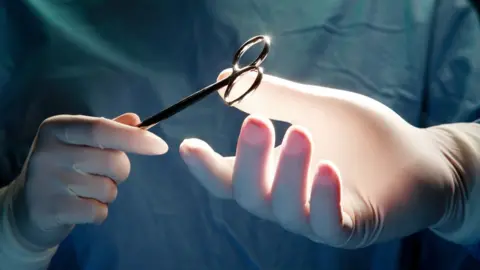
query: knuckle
[
  {"left": 37, "top": 115, "right": 81, "bottom": 145},
  {"left": 39, "top": 116, "right": 59, "bottom": 130},
  {"left": 88, "top": 118, "right": 106, "bottom": 143},
  {"left": 208, "top": 185, "right": 232, "bottom": 199},
  {"left": 272, "top": 204, "right": 304, "bottom": 232},
  {"left": 90, "top": 117, "right": 106, "bottom": 131},
  {"left": 36, "top": 118, "right": 59, "bottom": 143},
  {"left": 273, "top": 210, "right": 297, "bottom": 228},
  {"left": 39, "top": 115, "right": 70, "bottom": 133},
  {"left": 234, "top": 193, "right": 264, "bottom": 213},
  {"left": 69, "top": 116, "right": 109, "bottom": 146}
]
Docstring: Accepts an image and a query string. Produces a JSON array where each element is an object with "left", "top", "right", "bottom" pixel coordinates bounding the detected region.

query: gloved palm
[
  {"left": 9, "top": 113, "right": 168, "bottom": 250},
  {"left": 180, "top": 71, "right": 457, "bottom": 248}
]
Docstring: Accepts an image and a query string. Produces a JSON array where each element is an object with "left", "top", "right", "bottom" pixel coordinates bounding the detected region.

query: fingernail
[
  {"left": 181, "top": 138, "right": 207, "bottom": 153},
  {"left": 180, "top": 139, "right": 205, "bottom": 166},
  {"left": 317, "top": 165, "right": 335, "bottom": 186},
  {"left": 285, "top": 129, "right": 308, "bottom": 155},
  {"left": 243, "top": 120, "right": 266, "bottom": 144}
]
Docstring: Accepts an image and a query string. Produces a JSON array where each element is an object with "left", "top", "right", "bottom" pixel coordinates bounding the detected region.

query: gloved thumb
[
  {"left": 215, "top": 69, "right": 405, "bottom": 126},
  {"left": 113, "top": 113, "right": 141, "bottom": 126},
  {"left": 216, "top": 69, "right": 313, "bottom": 124}
]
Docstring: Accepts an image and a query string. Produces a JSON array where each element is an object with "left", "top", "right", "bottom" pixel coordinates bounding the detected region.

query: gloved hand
[
  {"left": 180, "top": 70, "right": 461, "bottom": 248},
  {"left": 7, "top": 113, "right": 168, "bottom": 251}
]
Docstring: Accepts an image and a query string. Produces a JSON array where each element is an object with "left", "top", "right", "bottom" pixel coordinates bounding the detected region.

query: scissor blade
[{"left": 137, "top": 77, "right": 230, "bottom": 129}]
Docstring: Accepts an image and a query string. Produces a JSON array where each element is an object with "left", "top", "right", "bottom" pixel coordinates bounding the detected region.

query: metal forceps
[{"left": 137, "top": 35, "right": 271, "bottom": 130}]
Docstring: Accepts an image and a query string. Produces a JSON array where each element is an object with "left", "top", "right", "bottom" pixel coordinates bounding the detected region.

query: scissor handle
[
  {"left": 223, "top": 66, "right": 263, "bottom": 106},
  {"left": 232, "top": 35, "right": 270, "bottom": 71},
  {"left": 224, "top": 35, "right": 270, "bottom": 105},
  {"left": 137, "top": 35, "right": 271, "bottom": 130}
]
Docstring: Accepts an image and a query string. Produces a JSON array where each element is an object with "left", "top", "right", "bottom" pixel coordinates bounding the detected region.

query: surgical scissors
[{"left": 137, "top": 35, "right": 271, "bottom": 130}]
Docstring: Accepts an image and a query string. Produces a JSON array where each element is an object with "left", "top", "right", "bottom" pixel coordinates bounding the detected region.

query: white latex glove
[
  {"left": 8, "top": 113, "right": 168, "bottom": 251},
  {"left": 180, "top": 70, "right": 460, "bottom": 249}
]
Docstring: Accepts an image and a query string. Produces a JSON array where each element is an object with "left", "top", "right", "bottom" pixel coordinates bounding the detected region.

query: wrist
[
  {"left": 425, "top": 124, "right": 480, "bottom": 244},
  {"left": 1, "top": 178, "right": 58, "bottom": 261}
]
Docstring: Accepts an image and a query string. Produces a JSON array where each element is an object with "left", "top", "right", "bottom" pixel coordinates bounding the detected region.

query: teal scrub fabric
[{"left": 1, "top": 0, "right": 480, "bottom": 269}]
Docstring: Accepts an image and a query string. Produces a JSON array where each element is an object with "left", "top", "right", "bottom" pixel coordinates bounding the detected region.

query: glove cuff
[
  {"left": 0, "top": 180, "right": 57, "bottom": 268},
  {"left": 427, "top": 123, "right": 480, "bottom": 245}
]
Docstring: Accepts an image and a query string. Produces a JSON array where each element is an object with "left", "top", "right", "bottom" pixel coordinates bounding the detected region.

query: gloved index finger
[{"left": 49, "top": 115, "right": 168, "bottom": 155}]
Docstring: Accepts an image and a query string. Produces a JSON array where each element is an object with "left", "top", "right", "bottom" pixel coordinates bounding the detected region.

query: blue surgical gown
[{"left": 1, "top": 0, "right": 480, "bottom": 269}]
